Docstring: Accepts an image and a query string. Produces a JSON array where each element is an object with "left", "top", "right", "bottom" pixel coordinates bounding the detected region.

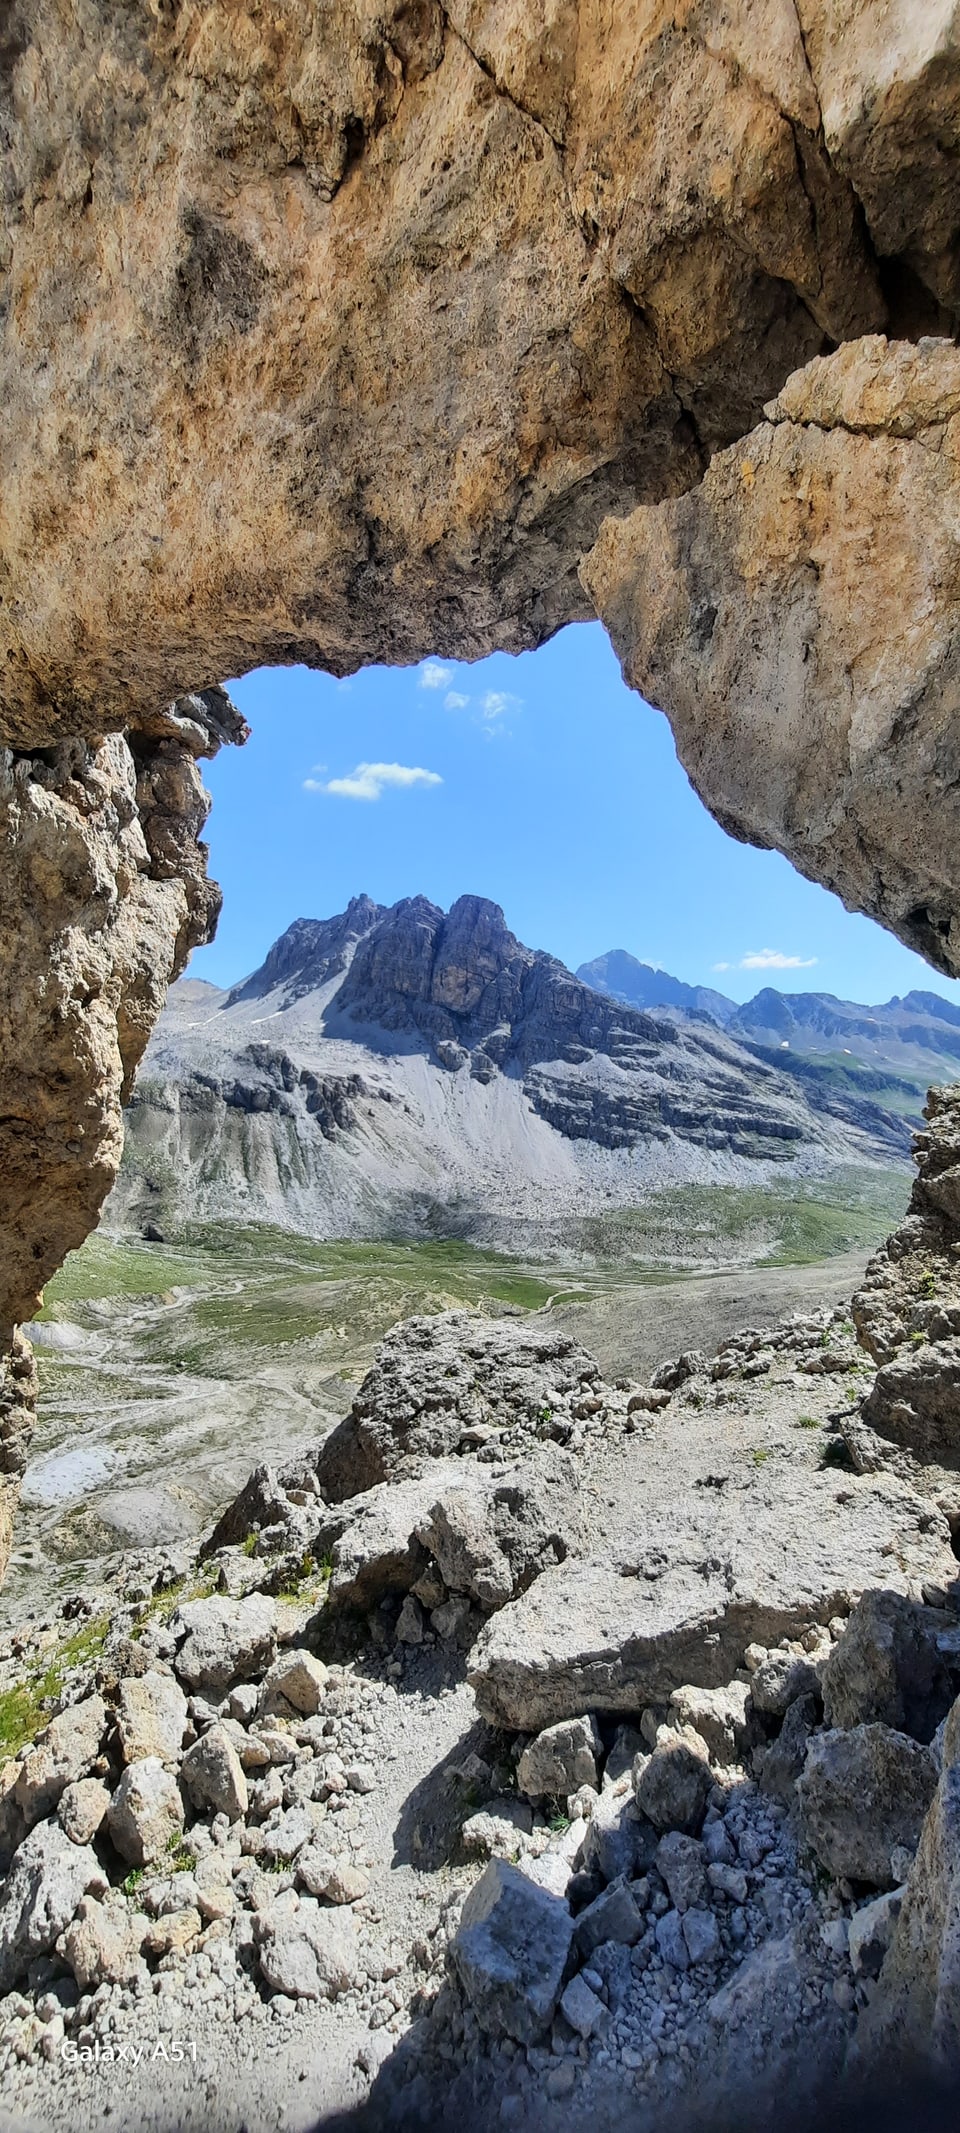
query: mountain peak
[
  {"left": 225, "top": 895, "right": 386, "bottom": 1005},
  {"left": 577, "top": 949, "right": 735, "bottom": 1024}
]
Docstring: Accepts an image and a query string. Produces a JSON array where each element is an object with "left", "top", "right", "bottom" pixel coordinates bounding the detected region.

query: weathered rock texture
[
  {"left": 0, "top": 693, "right": 245, "bottom": 1574},
  {"left": 3, "top": 0, "right": 912, "bottom": 746},
  {"left": 857, "top": 1695, "right": 960, "bottom": 2076},
  {"left": 847, "top": 1088, "right": 960, "bottom": 1505},
  {"left": 316, "top": 1310, "right": 644, "bottom": 1501},
  {"left": 584, "top": 338, "right": 960, "bottom": 978}
]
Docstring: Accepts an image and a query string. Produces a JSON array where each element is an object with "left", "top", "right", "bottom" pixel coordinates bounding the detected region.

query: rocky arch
[{"left": 3, "top": 0, "right": 960, "bottom": 1574}]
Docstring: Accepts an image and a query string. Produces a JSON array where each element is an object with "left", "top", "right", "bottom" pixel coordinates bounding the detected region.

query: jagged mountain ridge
[
  {"left": 577, "top": 950, "right": 960, "bottom": 1097},
  {"left": 108, "top": 896, "right": 911, "bottom": 1250}
]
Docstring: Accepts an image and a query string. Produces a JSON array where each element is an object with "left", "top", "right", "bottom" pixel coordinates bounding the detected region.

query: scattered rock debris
[{"left": 2, "top": 1157, "right": 960, "bottom": 2128}]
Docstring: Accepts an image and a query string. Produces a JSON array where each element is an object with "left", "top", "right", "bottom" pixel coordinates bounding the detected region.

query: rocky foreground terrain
[
  {"left": 106, "top": 894, "right": 910, "bottom": 1251},
  {"left": 2, "top": 1093, "right": 960, "bottom": 2130}
]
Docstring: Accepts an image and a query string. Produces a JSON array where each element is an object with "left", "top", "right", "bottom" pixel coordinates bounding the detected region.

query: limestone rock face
[
  {"left": 469, "top": 1471, "right": 955, "bottom": 1730},
  {"left": 852, "top": 1087, "right": 960, "bottom": 1489},
  {"left": 821, "top": 1591, "right": 960, "bottom": 1742},
  {"left": 2, "top": 0, "right": 908, "bottom": 749},
  {"left": 797, "top": 1724, "right": 938, "bottom": 1886},
  {"left": 857, "top": 1695, "right": 960, "bottom": 2074},
  {"left": 584, "top": 338, "right": 960, "bottom": 981},
  {"left": 0, "top": 695, "right": 245, "bottom": 1578}
]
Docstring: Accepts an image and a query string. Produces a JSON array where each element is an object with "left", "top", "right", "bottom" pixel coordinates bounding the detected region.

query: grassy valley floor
[{"left": 6, "top": 1164, "right": 910, "bottom": 1622}]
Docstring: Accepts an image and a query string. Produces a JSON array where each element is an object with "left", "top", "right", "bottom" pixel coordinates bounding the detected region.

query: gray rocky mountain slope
[
  {"left": 579, "top": 950, "right": 960, "bottom": 1108},
  {"left": 107, "top": 897, "right": 909, "bottom": 1249}
]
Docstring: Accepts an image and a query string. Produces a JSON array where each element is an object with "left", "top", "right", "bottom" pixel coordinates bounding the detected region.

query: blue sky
[{"left": 190, "top": 621, "right": 960, "bottom": 1010}]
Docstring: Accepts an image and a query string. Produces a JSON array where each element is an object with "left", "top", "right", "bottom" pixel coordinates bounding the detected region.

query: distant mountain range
[
  {"left": 576, "top": 949, "right": 960, "bottom": 1102},
  {"left": 577, "top": 952, "right": 736, "bottom": 1025},
  {"left": 106, "top": 897, "right": 916, "bottom": 1253}
]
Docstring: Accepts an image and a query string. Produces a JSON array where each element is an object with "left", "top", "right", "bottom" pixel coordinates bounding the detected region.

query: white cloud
[
  {"left": 739, "top": 948, "right": 818, "bottom": 970},
  {"left": 304, "top": 762, "right": 443, "bottom": 802},
  {"left": 419, "top": 661, "right": 453, "bottom": 690},
  {"left": 481, "top": 689, "right": 521, "bottom": 721},
  {"left": 444, "top": 690, "right": 469, "bottom": 711},
  {"left": 712, "top": 961, "right": 731, "bottom": 973}
]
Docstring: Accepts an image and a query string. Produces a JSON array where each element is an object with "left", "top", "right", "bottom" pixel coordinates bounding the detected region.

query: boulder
[
  {"left": 13, "top": 1695, "right": 107, "bottom": 1830},
  {"left": 115, "top": 1671, "right": 189, "bottom": 1765},
  {"left": 260, "top": 1650, "right": 327, "bottom": 1717},
  {"left": 682, "top": 1906, "right": 721, "bottom": 1964},
  {"left": 574, "top": 1879, "right": 644, "bottom": 1955},
  {"left": 707, "top": 1861, "right": 748, "bottom": 1904},
  {"left": 142, "top": 1908, "right": 202, "bottom": 1959},
  {"left": 667, "top": 1680, "right": 758, "bottom": 1762},
  {"left": 106, "top": 1758, "right": 185, "bottom": 1868},
  {"left": 180, "top": 1727, "right": 248, "bottom": 1820},
  {"left": 256, "top": 1897, "right": 357, "bottom": 2000},
  {"left": 462, "top": 1799, "right": 534, "bottom": 1862},
  {"left": 469, "top": 1471, "right": 954, "bottom": 1729},
  {"left": 172, "top": 1595, "right": 278, "bottom": 1697},
  {"left": 798, "top": 1726, "right": 938, "bottom": 1886},
  {"left": 750, "top": 1649, "right": 822, "bottom": 1718},
  {"left": 656, "top": 1832, "right": 708, "bottom": 1914},
  {"left": 58, "top": 1779, "right": 110, "bottom": 1847},
  {"left": 757, "top": 1694, "right": 819, "bottom": 1806},
  {"left": 517, "top": 1716, "right": 601, "bottom": 1801},
  {"left": 415, "top": 1452, "right": 580, "bottom": 1612},
  {"left": 395, "top": 1594, "right": 424, "bottom": 1644},
  {"left": 559, "top": 1972, "right": 606, "bottom": 2038},
  {"left": 821, "top": 1591, "right": 960, "bottom": 1742},
  {"left": 0, "top": 1821, "right": 108, "bottom": 1991},
  {"left": 256, "top": 1805, "right": 321, "bottom": 1863},
  {"left": 655, "top": 1908, "right": 689, "bottom": 1970},
  {"left": 581, "top": 1781, "right": 656, "bottom": 1885},
  {"left": 635, "top": 1737, "right": 711, "bottom": 1836},
  {"left": 652, "top": 1352, "right": 706, "bottom": 1392},
  {"left": 432, "top": 1594, "right": 473, "bottom": 1642},
  {"left": 451, "top": 1859, "right": 575, "bottom": 2045},
  {"left": 326, "top": 1472, "right": 448, "bottom": 1609},
  {"left": 315, "top": 1315, "right": 605, "bottom": 1501},
  {"left": 328, "top": 1451, "right": 579, "bottom": 1615},
  {"left": 59, "top": 1896, "right": 144, "bottom": 1991},
  {"left": 296, "top": 1848, "right": 369, "bottom": 1905}
]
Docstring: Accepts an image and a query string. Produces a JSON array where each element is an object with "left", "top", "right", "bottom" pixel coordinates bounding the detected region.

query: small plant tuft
[{"left": 165, "top": 1834, "right": 196, "bottom": 1873}]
